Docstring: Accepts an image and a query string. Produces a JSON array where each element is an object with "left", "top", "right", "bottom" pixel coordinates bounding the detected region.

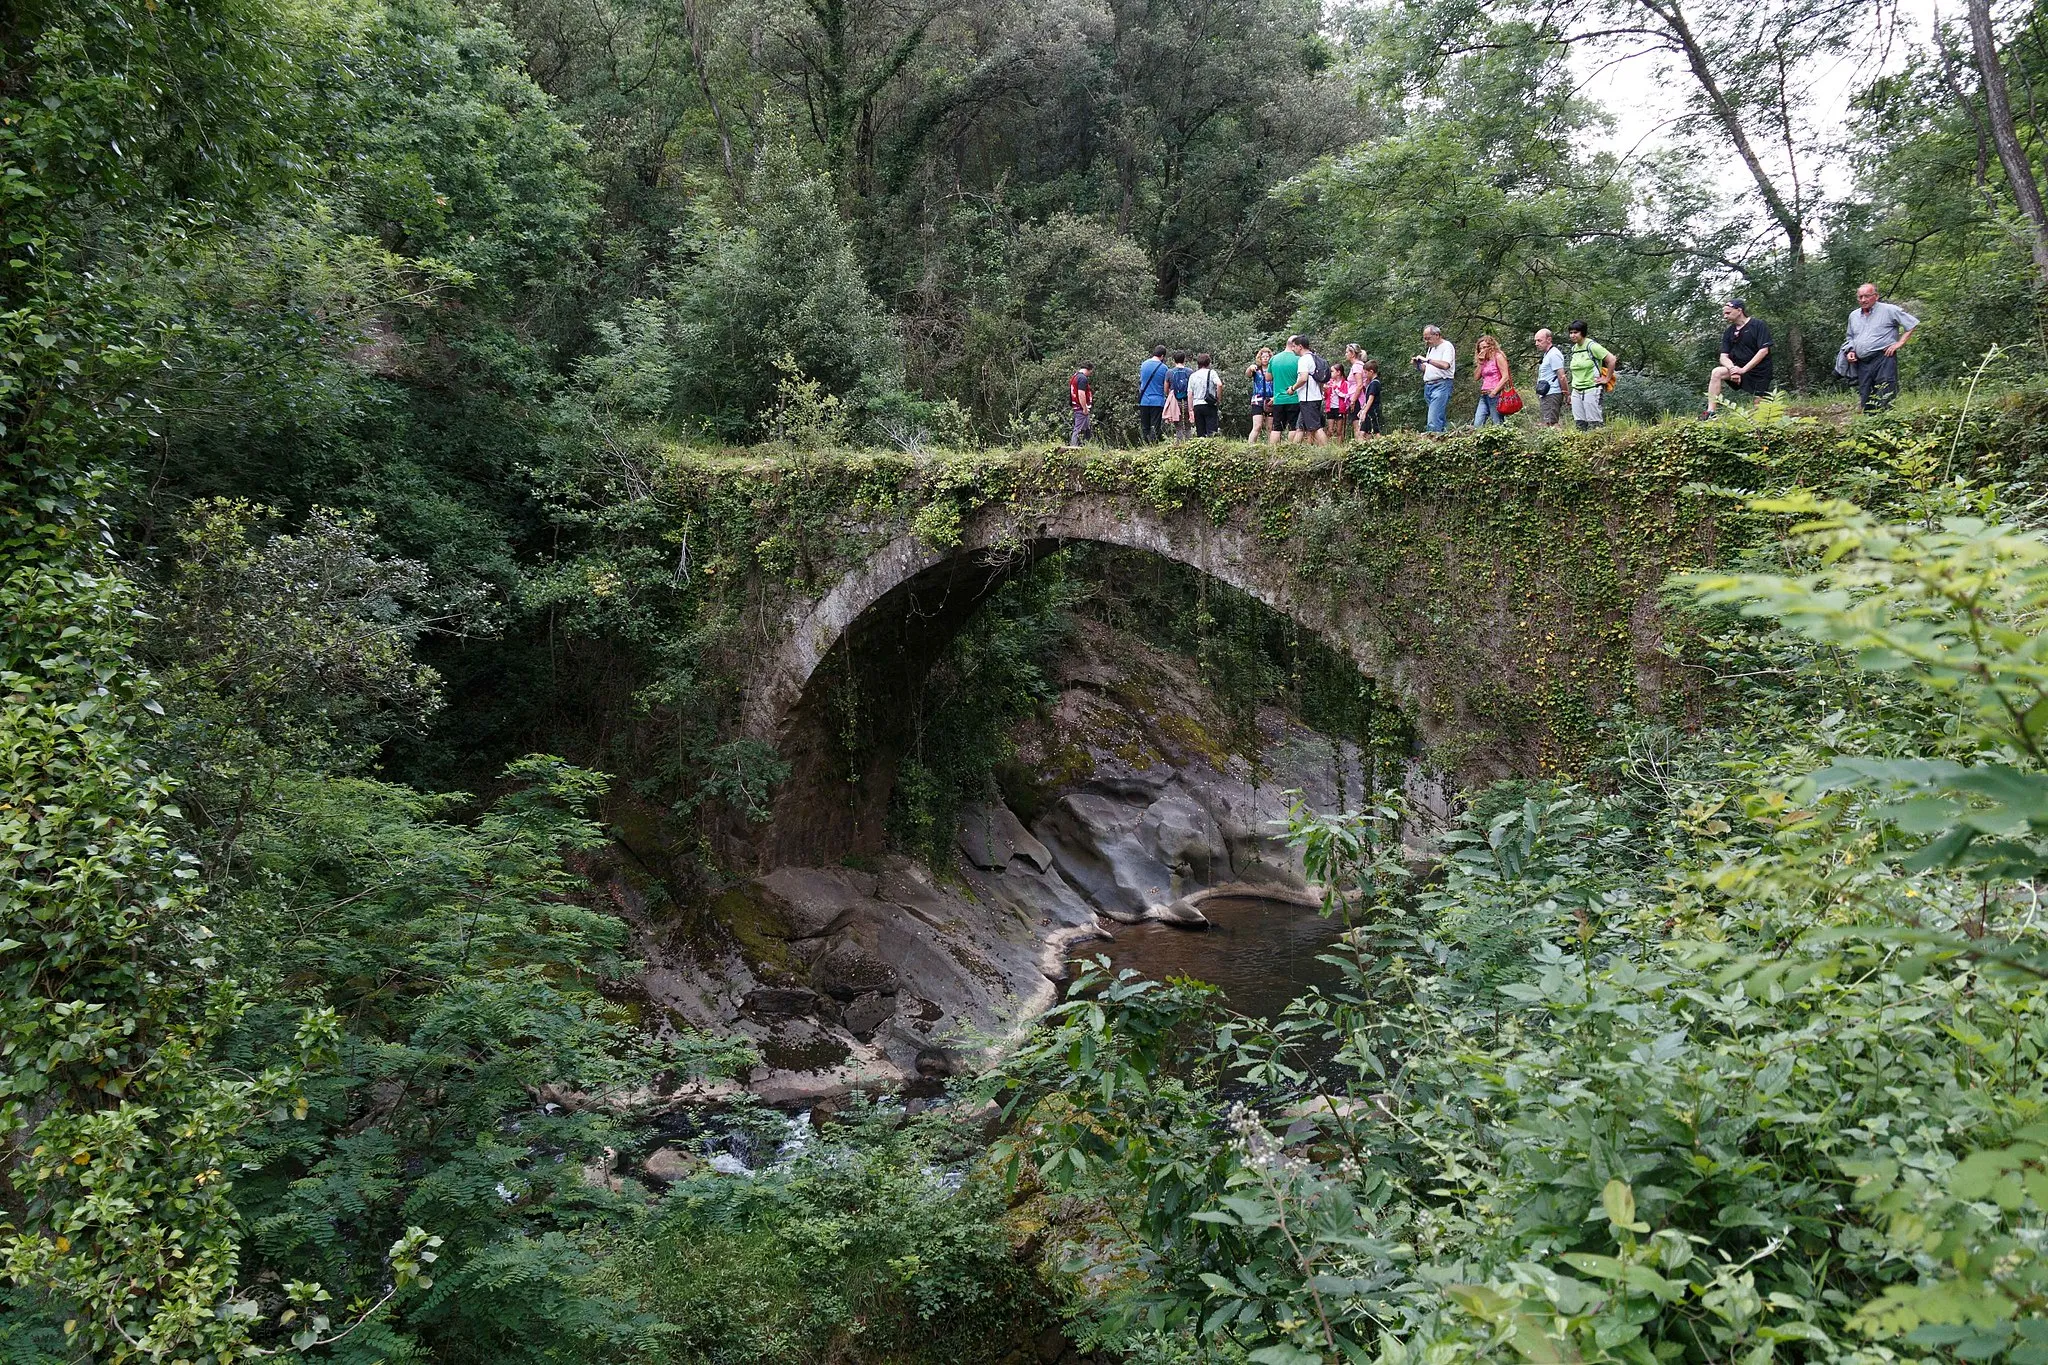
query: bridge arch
[{"left": 743, "top": 494, "right": 1416, "bottom": 866}]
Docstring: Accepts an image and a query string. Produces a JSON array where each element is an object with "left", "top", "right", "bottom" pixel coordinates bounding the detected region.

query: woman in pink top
[
  {"left": 1323, "top": 351, "right": 1351, "bottom": 441},
  {"left": 1473, "top": 335, "right": 1512, "bottom": 427},
  {"left": 1343, "top": 344, "right": 1367, "bottom": 443}
]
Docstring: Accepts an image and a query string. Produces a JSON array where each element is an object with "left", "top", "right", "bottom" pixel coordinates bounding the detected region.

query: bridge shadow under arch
[{"left": 745, "top": 496, "right": 1411, "bottom": 867}]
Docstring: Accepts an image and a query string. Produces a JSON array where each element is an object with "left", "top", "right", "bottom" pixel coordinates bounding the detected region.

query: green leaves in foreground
[
  {"left": 992, "top": 492, "right": 2048, "bottom": 1363},
  {"left": 1684, "top": 493, "right": 2048, "bottom": 762}
]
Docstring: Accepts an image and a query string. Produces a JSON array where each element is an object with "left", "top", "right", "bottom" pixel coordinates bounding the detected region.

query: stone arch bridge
[{"left": 674, "top": 435, "right": 1764, "bottom": 867}]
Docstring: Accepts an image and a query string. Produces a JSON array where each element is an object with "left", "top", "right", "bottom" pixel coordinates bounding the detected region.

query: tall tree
[
  {"left": 1963, "top": 0, "right": 2048, "bottom": 280},
  {"left": 1296, "top": 16, "right": 1714, "bottom": 417},
  {"left": 1413, "top": 0, "right": 1901, "bottom": 385},
  {"left": 773, "top": 0, "right": 954, "bottom": 191}
]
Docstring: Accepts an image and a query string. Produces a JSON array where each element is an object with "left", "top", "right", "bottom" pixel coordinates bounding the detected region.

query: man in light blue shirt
[
  {"left": 1533, "top": 328, "right": 1566, "bottom": 427},
  {"left": 1137, "top": 345, "right": 1170, "bottom": 442},
  {"left": 1842, "top": 283, "right": 1919, "bottom": 412}
]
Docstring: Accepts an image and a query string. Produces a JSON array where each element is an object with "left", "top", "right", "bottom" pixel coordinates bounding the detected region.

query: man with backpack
[
  {"left": 1137, "top": 346, "right": 1170, "bottom": 442},
  {"left": 1564, "top": 320, "right": 1617, "bottom": 430},
  {"left": 1068, "top": 363, "right": 1094, "bottom": 447},
  {"left": 1841, "top": 282, "right": 1919, "bottom": 412},
  {"left": 1284, "top": 335, "right": 1329, "bottom": 445}
]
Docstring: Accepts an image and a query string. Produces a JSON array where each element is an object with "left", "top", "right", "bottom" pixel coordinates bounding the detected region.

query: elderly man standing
[
  {"left": 1842, "top": 282, "right": 1919, "bottom": 412},
  {"left": 1412, "top": 325, "right": 1456, "bottom": 433},
  {"left": 1533, "top": 328, "right": 1566, "bottom": 426}
]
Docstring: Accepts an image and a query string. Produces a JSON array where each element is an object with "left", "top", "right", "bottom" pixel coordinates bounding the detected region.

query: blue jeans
[
  {"left": 1424, "top": 379, "right": 1452, "bottom": 432},
  {"left": 1473, "top": 393, "right": 1501, "bottom": 426}
]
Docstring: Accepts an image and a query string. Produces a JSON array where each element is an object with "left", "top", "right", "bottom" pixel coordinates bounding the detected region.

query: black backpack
[{"left": 1310, "top": 352, "right": 1332, "bottom": 386}]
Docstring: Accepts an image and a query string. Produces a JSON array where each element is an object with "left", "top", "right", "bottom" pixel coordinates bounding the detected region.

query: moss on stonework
[
  {"left": 551, "top": 395, "right": 2048, "bottom": 843},
  {"left": 1151, "top": 707, "right": 1238, "bottom": 774}
]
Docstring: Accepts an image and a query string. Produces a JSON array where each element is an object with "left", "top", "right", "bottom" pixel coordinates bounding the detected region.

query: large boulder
[
  {"left": 956, "top": 802, "right": 1055, "bottom": 873},
  {"left": 1031, "top": 789, "right": 1231, "bottom": 923},
  {"left": 642, "top": 1146, "right": 702, "bottom": 1184},
  {"left": 1035, "top": 792, "right": 1172, "bottom": 921},
  {"left": 841, "top": 990, "right": 897, "bottom": 1040},
  {"left": 1138, "top": 788, "right": 1227, "bottom": 885},
  {"left": 755, "top": 866, "right": 876, "bottom": 938},
  {"left": 810, "top": 927, "right": 901, "bottom": 999}
]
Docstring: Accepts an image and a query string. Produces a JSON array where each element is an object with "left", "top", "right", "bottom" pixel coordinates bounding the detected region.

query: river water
[{"left": 1067, "top": 892, "right": 1351, "bottom": 1022}]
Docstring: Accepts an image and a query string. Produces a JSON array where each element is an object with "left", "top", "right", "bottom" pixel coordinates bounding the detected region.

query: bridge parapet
[
  {"left": 649, "top": 432, "right": 1771, "bottom": 864},
  {"left": 588, "top": 408, "right": 2044, "bottom": 866}
]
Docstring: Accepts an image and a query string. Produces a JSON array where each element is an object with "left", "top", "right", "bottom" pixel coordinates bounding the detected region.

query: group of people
[
  {"left": 1401, "top": 318, "right": 1622, "bottom": 433},
  {"left": 1070, "top": 338, "right": 1388, "bottom": 448},
  {"left": 1062, "top": 283, "right": 1922, "bottom": 447}
]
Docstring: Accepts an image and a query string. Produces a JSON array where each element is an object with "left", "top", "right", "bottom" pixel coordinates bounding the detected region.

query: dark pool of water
[{"left": 1067, "top": 894, "right": 1352, "bottom": 1022}]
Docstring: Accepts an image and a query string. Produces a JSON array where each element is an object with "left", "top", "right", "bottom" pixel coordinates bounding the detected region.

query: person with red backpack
[{"left": 1068, "top": 363, "right": 1094, "bottom": 447}]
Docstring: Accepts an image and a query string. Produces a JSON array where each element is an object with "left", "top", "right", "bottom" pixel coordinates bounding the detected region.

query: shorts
[
  {"left": 1726, "top": 366, "right": 1773, "bottom": 397},
  {"left": 1295, "top": 405, "right": 1324, "bottom": 432},
  {"left": 1251, "top": 396, "right": 1272, "bottom": 415},
  {"left": 1272, "top": 403, "right": 1299, "bottom": 429}
]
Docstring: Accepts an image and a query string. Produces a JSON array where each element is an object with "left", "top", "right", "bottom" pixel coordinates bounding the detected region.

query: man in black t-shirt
[{"left": 1705, "top": 298, "right": 1774, "bottom": 416}]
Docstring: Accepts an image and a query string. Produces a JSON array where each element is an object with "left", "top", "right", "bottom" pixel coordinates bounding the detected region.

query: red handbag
[{"left": 1496, "top": 386, "right": 1523, "bottom": 417}]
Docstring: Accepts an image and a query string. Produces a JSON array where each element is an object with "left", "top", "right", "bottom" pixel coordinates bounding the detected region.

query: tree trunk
[
  {"left": 1645, "top": 0, "right": 1805, "bottom": 250},
  {"left": 1638, "top": 0, "right": 1813, "bottom": 384},
  {"left": 802, "top": 0, "right": 855, "bottom": 183},
  {"left": 682, "top": 0, "right": 744, "bottom": 202},
  {"left": 1966, "top": 0, "right": 2048, "bottom": 281}
]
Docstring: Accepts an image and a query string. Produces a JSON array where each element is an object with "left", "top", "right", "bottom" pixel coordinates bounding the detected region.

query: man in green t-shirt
[
  {"left": 1564, "top": 319, "right": 1617, "bottom": 431},
  {"left": 1267, "top": 344, "right": 1300, "bottom": 445}
]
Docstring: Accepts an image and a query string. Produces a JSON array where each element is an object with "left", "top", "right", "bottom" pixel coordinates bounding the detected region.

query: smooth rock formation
[
  {"left": 625, "top": 617, "right": 1416, "bottom": 1102},
  {"left": 1008, "top": 619, "right": 1370, "bottom": 925},
  {"left": 637, "top": 840, "right": 1105, "bottom": 1103}
]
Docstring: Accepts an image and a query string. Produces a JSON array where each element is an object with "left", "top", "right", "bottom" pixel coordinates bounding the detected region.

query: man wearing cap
[
  {"left": 1705, "top": 299, "right": 1773, "bottom": 417},
  {"left": 1842, "top": 282, "right": 1919, "bottom": 412}
]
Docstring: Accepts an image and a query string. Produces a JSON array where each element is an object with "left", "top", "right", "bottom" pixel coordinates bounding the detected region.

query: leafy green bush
[
  {"left": 614, "top": 1102, "right": 1051, "bottom": 1364},
  {"left": 2, "top": 2, "right": 343, "bottom": 1355},
  {"left": 989, "top": 484, "right": 2048, "bottom": 1364},
  {"left": 136, "top": 483, "right": 752, "bottom": 1361},
  {"left": 667, "top": 148, "right": 907, "bottom": 440}
]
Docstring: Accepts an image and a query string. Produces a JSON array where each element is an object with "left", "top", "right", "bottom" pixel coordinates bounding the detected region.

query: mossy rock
[
  {"left": 758, "top": 1031, "right": 852, "bottom": 1074},
  {"left": 711, "top": 883, "right": 800, "bottom": 983}
]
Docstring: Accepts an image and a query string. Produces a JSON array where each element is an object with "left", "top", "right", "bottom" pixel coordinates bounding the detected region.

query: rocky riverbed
[{"left": 621, "top": 619, "right": 1435, "bottom": 1102}]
